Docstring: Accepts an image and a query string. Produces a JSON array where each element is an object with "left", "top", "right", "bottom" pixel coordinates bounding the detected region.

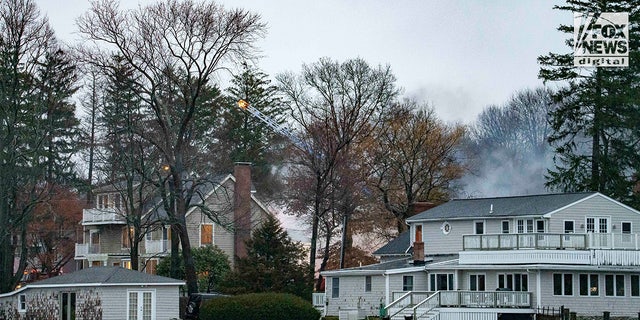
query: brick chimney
[{"left": 234, "top": 162, "right": 252, "bottom": 261}]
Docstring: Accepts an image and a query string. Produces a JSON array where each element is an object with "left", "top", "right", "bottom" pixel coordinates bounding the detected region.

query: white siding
[{"left": 325, "top": 275, "right": 387, "bottom": 317}]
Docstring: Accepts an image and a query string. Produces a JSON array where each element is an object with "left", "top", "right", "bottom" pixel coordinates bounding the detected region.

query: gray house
[
  {"left": 322, "top": 192, "right": 640, "bottom": 319},
  {"left": 0, "top": 266, "right": 184, "bottom": 320}
]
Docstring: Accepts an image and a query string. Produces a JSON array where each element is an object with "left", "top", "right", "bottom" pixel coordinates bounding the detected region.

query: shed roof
[
  {"left": 407, "top": 192, "right": 598, "bottom": 222},
  {"left": 29, "top": 267, "right": 184, "bottom": 287}
]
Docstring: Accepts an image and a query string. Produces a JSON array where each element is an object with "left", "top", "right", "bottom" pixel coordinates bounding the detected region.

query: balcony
[
  {"left": 82, "top": 208, "right": 126, "bottom": 225},
  {"left": 75, "top": 243, "right": 107, "bottom": 261},
  {"left": 460, "top": 233, "right": 640, "bottom": 266},
  {"left": 145, "top": 239, "right": 169, "bottom": 254}
]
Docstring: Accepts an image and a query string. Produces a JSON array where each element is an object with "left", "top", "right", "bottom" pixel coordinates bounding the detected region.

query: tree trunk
[{"left": 177, "top": 222, "right": 198, "bottom": 294}]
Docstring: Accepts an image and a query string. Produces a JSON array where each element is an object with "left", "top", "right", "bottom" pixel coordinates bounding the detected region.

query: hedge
[{"left": 199, "top": 292, "right": 321, "bottom": 320}]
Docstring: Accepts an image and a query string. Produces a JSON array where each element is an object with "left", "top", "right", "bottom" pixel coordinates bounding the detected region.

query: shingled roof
[
  {"left": 372, "top": 231, "right": 411, "bottom": 256},
  {"left": 407, "top": 192, "right": 599, "bottom": 222},
  {"left": 29, "top": 267, "right": 184, "bottom": 287}
]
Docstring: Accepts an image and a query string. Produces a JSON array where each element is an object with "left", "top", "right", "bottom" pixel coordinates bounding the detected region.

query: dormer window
[{"left": 95, "top": 193, "right": 122, "bottom": 209}]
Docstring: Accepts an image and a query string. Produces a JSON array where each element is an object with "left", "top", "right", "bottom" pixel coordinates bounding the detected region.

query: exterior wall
[
  {"left": 185, "top": 178, "right": 270, "bottom": 268},
  {"left": 538, "top": 269, "right": 640, "bottom": 317},
  {"left": 422, "top": 220, "right": 468, "bottom": 255},
  {"left": 0, "top": 285, "right": 180, "bottom": 320},
  {"left": 547, "top": 195, "right": 640, "bottom": 234},
  {"left": 325, "top": 274, "right": 386, "bottom": 317}
]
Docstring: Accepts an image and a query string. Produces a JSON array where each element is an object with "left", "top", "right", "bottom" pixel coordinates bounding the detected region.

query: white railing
[
  {"left": 463, "top": 233, "right": 640, "bottom": 251},
  {"left": 75, "top": 243, "right": 100, "bottom": 257},
  {"left": 459, "top": 250, "right": 592, "bottom": 265},
  {"left": 386, "top": 290, "right": 531, "bottom": 317},
  {"left": 83, "top": 208, "right": 126, "bottom": 224},
  {"left": 312, "top": 292, "right": 325, "bottom": 307},
  {"left": 145, "top": 240, "right": 169, "bottom": 254}
]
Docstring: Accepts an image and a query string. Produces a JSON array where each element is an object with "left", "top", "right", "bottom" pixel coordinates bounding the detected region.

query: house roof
[
  {"left": 372, "top": 231, "right": 411, "bottom": 256},
  {"left": 406, "top": 192, "right": 599, "bottom": 222},
  {"left": 28, "top": 267, "right": 184, "bottom": 288},
  {"left": 321, "top": 258, "right": 415, "bottom": 276}
]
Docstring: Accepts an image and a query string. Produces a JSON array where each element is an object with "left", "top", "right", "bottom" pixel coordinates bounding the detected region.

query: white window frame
[
  {"left": 553, "top": 273, "right": 573, "bottom": 296},
  {"left": 498, "top": 273, "right": 528, "bottom": 291},
  {"left": 364, "top": 275, "right": 372, "bottom": 292},
  {"left": 605, "top": 274, "right": 625, "bottom": 297},
  {"left": 18, "top": 294, "right": 26, "bottom": 312},
  {"left": 621, "top": 221, "right": 632, "bottom": 234},
  {"left": 579, "top": 273, "right": 599, "bottom": 296},
  {"left": 501, "top": 220, "right": 510, "bottom": 234},
  {"left": 473, "top": 220, "right": 485, "bottom": 235},
  {"left": 536, "top": 220, "right": 545, "bottom": 233},
  {"left": 430, "top": 273, "right": 454, "bottom": 291},
  {"left": 59, "top": 292, "right": 76, "bottom": 320},
  {"left": 127, "top": 289, "right": 156, "bottom": 320},
  {"left": 469, "top": 273, "right": 486, "bottom": 291},
  {"left": 331, "top": 278, "right": 340, "bottom": 298},
  {"left": 403, "top": 275, "right": 414, "bottom": 291},
  {"left": 563, "top": 220, "right": 575, "bottom": 234}
]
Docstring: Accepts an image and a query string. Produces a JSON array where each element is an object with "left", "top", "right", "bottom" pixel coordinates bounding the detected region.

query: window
[
  {"left": 622, "top": 222, "right": 632, "bottom": 234},
  {"left": 200, "top": 224, "right": 213, "bottom": 245},
  {"left": 579, "top": 274, "right": 599, "bottom": 296},
  {"left": 553, "top": 274, "right": 573, "bottom": 296},
  {"left": 469, "top": 274, "right": 486, "bottom": 291},
  {"left": 122, "top": 259, "right": 132, "bottom": 270},
  {"left": 631, "top": 275, "right": 639, "bottom": 296},
  {"left": 60, "top": 292, "right": 76, "bottom": 320},
  {"left": 536, "top": 220, "right": 545, "bottom": 233},
  {"left": 501, "top": 221, "right": 510, "bottom": 234},
  {"left": 474, "top": 221, "right": 484, "bottom": 235},
  {"left": 128, "top": 290, "right": 154, "bottom": 320},
  {"left": 114, "top": 194, "right": 121, "bottom": 209},
  {"left": 564, "top": 221, "right": 574, "bottom": 233},
  {"left": 430, "top": 273, "right": 454, "bottom": 291},
  {"left": 122, "top": 227, "right": 133, "bottom": 248},
  {"left": 415, "top": 225, "right": 423, "bottom": 242},
  {"left": 403, "top": 276, "right": 414, "bottom": 291},
  {"left": 498, "top": 273, "right": 528, "bottom": 291},
  {"left": 517, "top": 220, "right": 524, "bottom": 233},
  {"left": 18, "top": 294, "right": 26, "bottom": 312},
  {"left": 586, "top": 217, "right": 609, "bottom": 233},
  {"left": 605, "top": 274, "right": 625, "bottom": 296},
  {"left": 145, "top": 259, "right": 158, "bottom": 275},
  {"left": 365, "top": 276, "right": 372, "bottom": 292},
  {"left": 331, "top": 278, "right": 340, "bottom": 298}
]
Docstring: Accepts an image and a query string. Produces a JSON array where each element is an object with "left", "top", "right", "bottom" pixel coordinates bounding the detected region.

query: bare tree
[
  {"left": 368, "top": 100, "right": 466, "bottom": 233},
  {"left": 77, "top": 0, "right": 265, "bottom": 294},
  {"left": 278, "top": 57, "right": 398, "bottom": 288}
]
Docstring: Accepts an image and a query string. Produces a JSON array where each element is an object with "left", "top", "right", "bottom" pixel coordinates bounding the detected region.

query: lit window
[
  {"left": 579, "top": 274, "right": 599, "bottom": 296},
  {"left": 122, "top": 259, "right": 132, "bottom": 270},
  {"left": 200, "top": 224, "right": 213, "bottom": 245}
]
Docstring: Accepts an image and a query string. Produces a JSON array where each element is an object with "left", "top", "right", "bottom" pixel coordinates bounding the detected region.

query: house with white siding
[
  {"left": 75, "top": 163, "right": 272, "bottom": 273},
  {"left": 321, "top": 192, "right": 640, "bottom": 320},
  {"left": 0, "top": 266, "right": 184, "bottom": 320}
]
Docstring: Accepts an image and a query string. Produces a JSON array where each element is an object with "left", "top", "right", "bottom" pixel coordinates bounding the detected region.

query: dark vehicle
[{"left": 184, "top": 293, "right": 227, "bottom": 319}]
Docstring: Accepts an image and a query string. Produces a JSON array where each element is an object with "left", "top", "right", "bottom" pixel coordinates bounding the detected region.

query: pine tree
[
  {"left": 538, "top": 1, "right": 640, "bottom": 206},
  {"left": 222, "top": 215, "right": 312, "bottom": 299},
  {"left": 218, "top": 63, "right": 286, "bottom": 199}
]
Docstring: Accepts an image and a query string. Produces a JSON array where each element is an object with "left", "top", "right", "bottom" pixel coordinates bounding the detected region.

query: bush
[{"left": 199, "top": 292, "right": 320, "bottom": 320}]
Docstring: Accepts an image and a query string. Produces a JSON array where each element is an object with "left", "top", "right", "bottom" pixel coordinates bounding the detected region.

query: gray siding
[
  {"left": 538, "top": 270, "right": 640, "bottom": 317},
  {"left": 423, "top": 220, "right": 467, "bottom": 255},
  {"left": 547, "top": 195, "right": 640, "bottom": 234},
  {"left": 325, "top": 275, "right": 387, "bottom": 317}
]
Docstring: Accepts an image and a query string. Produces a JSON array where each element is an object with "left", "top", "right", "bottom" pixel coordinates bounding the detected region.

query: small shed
[{"left": 0, "top": 266, "right": 184, "bottom": 320}]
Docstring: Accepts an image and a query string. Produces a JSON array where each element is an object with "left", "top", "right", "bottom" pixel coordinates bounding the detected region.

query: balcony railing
[
  {"left": 82, "top": 208, "right": 126, "bottom": 224},
  {"left": 463, "top": 233, "right": 640, "bottom": 251},
  {"left": 75, "top": 243, "right": 101, "bottom": 257},
  {"left": 145, "top": 239, "right": 169, "bottom": 254}
]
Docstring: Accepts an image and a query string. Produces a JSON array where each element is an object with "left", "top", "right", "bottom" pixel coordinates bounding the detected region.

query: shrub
[{"left": 199, "top": 292, "right": 320, "bottom": 320}]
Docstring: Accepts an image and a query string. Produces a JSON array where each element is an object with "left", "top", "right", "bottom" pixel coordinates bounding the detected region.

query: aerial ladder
[{"left": 236, "top": 99, "right": 305, "bottom": 150}]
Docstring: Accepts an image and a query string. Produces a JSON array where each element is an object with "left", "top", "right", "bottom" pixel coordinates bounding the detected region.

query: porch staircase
[{"left": 385, "top": 291, "right": 440, "bottom": 320}]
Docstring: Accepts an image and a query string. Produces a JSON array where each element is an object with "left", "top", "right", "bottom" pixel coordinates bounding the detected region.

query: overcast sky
[{"left": 36, "top": 0, "right": 568, "bottom": 124}]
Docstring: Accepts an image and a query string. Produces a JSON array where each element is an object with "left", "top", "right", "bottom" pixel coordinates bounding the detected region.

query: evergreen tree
[
  {"left": 218, "top": 63, "right": 287, "bottom": 199},
  {"left": 538, "top": 1, "right": 640, "bottom": 206},
  {"left": 221, "top": 215, "right": 312, "bottom": 300}
]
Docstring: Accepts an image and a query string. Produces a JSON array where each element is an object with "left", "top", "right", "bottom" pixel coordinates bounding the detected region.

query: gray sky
[{"left": 36, "top": 0, "right": 568, "bottom": 124}]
